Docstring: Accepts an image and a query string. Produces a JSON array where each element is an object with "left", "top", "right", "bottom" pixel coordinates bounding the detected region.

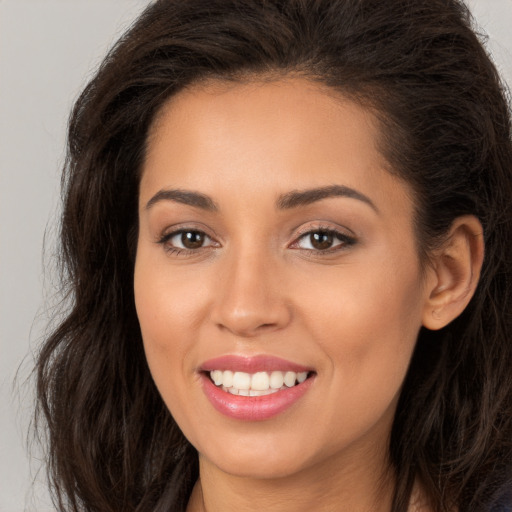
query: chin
[
  {"left": 195, "top": 432, "right": 330, "bottom": 481},
  {"left": 207, "top": 453, "right": 310, "bottom": 480}
]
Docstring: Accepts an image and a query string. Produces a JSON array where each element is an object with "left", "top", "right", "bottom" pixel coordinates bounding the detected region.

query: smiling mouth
[{"left": 207, "top": 370, "right": 312, "bottom": 396}]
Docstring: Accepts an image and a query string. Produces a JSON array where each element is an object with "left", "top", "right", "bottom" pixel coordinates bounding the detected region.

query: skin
[{"left": 134, "top": 78, "right": 482, "bottom": 511}]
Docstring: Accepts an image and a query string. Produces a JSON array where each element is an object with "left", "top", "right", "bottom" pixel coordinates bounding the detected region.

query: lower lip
[{"left": 200, "top": 373, "right": 315, "bottom": 421}]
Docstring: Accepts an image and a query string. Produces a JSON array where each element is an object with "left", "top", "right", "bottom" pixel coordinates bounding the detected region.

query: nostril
[{"left": 214, "top": 315, "right": 286, "bottom": 338}]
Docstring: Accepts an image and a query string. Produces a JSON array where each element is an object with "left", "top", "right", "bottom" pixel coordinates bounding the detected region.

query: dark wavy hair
[{"left": 35, "top": 0, "right": 512, "bottom": 511}]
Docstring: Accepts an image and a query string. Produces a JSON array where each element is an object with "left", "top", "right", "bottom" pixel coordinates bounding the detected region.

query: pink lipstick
[{"left": 199, "top": 355, "right": 315, "bottom": 421}]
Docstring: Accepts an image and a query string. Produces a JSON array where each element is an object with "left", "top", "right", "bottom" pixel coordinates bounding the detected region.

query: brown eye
[
  {"left": 160, "top": 229, "right": 215, "bottom": 253},
  {"left": 181, "top": 231, "right": 206, "bottom": 249},
  {"left": 309, "top": 232, "right": 334, "bottom": 250},
  {"left": 294, "top": 229, "right": 356, "bottom": 253}
]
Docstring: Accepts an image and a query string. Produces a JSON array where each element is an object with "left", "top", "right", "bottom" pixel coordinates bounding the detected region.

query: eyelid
[
  {"left": 156, "top": 223, "right": 221, "bottom": 255},
  {"left": 288, "top": 223, "right": 357, "bottom": 253},
  {"left": 154, "top": 222, "right": 357, "bottom": 256},
  {"left": 156, "top": 222, "right": 217, "bottom": 241},
  {"left": 162, "top": 230, "right": 214, "bottom": 246},
  {"left": 292, "top": 222, "right": 356, "bottom": 239}
]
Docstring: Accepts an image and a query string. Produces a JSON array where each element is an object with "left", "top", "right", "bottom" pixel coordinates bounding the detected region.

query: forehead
[
  {"left": 149, "top": 76, "right": 371, "bottom": 131},
  {"left": 141, "top": 77, "right": 414, "bottom": 221}
]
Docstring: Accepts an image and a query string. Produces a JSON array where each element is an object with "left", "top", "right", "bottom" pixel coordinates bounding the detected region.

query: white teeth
[
  {"left": 269, "top": 371, "right": 284, "bottom": 389},
  {"left": 297, "top": 371, "right": 308, "bottom": 383},
  {"left": 284, "top": 371, "right": 297, "bottom": 387},
  {"left": 223, "top": 370, "right": 234, "bottom": 388},
  {"left": 211, "top": 370, "right": 223, "bottom": 386},
  {"left": 232, "top": 371, "right": 251, "bottom": 390},
  {"left": 251, "top": 372, "right": 270, "bottom": 390},
  {"left": 209, "top": 369, "right": 310, "bottom": 396}
]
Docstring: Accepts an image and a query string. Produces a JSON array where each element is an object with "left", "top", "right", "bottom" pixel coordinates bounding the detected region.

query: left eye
[
  {"left": 164, "top": 230, "right": 213, "bottom": 250},
  {"left": 295, "top": 230, "right": 353, "bottom": 251}
]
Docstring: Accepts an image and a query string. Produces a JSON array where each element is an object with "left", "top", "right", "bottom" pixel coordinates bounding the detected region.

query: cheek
[
  {"left": 133, "top": 258, "right": 201, "bottom": 436},
  {"left": 133, "top": 246, "right": 201, "bottom": 395},
  {"left": 296, "top": 254, "right": 423, "bottom": 340},
  {"left": 134, "top": 246, "right": 207, "bottom": 349},
  {"left": 294, "top": 254, "right": 424, "bottom": 398}
]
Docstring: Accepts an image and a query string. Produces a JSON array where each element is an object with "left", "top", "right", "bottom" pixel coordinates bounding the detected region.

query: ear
[{"left": 422, "top": 215, "right": 484, "bottom": 330}]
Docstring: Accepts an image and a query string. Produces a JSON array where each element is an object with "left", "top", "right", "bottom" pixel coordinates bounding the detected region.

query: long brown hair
[{"left": 36, "top": 1, "right": 512, "bottom": 511}]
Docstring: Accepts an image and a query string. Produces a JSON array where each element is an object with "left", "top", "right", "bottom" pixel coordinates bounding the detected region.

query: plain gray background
[{"left": 1, "top": 1, "right": 511, "bottom": 510}]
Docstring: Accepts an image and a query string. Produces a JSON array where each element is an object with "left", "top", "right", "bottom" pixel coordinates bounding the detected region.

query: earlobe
[{"left": 422, "top": 215, "right": 484, "bottom": 330}]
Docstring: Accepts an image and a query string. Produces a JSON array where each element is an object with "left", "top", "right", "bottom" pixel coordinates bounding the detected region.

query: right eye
[{"left": 158, "top": 229, "right": 217, "bottom": 254}]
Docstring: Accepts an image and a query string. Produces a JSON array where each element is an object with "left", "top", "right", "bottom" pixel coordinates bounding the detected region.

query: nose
[{"left": 211, "top": 248, "right": 292, "bottom": 338}]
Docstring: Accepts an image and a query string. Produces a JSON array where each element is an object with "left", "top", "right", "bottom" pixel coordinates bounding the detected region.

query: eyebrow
[
  {"left": 277, "top": 185, "right": 378, "bottom": 212},
  {"left": 145, "top": 189, "right": 219, "bottom": 211},
  {"left": 145, "top": 184, "right": 377, "bottom": 213}
]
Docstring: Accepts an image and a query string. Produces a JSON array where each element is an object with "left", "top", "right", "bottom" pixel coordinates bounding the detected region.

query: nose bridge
[{"left": 212, "top": 240, "right": 290, "bottom": 337}]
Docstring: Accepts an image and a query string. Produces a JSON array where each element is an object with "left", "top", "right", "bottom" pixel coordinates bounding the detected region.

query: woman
[{"left": 36, "top": 0, "right": 512, "bottom": 511}]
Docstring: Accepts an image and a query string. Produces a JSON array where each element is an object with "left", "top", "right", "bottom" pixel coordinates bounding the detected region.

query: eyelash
[
  {"left": 157, "top": 229, "right": 217, "bottom": 256},
  {"left": 291, "top": 227, "right": 357, "bottom": 254},
  {"left": 157, "top": 226, "right": 357, "bottom": 256}
]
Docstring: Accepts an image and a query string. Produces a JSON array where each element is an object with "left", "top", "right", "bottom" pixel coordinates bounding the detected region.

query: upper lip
[{"left": 199, "top": 355, "right": 313, "bottom": 373}]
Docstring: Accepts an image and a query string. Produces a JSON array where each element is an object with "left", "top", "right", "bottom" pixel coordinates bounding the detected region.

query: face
[{"left": 135, "top": 78, "right": 431, "bottom": 481}]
